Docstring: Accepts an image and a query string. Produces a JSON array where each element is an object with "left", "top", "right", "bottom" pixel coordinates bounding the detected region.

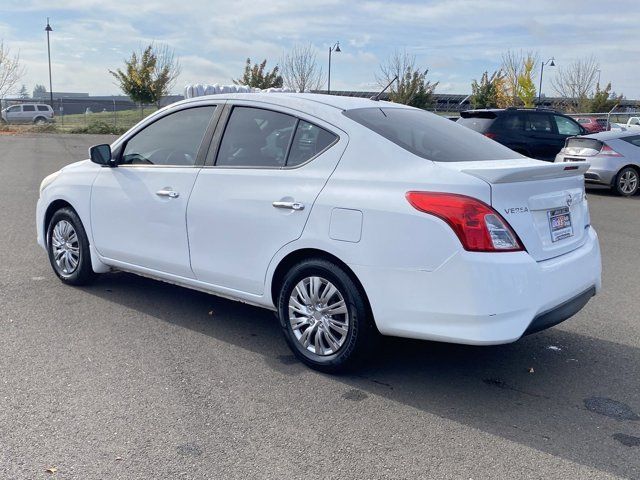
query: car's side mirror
[{"left": 89, "top": 144, "right": 116, "bottom": 167}]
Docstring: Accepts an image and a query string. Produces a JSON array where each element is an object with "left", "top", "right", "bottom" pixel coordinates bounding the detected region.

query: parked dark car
[{"left": 457, "top": 108, "right": 587, "bottom": 161}]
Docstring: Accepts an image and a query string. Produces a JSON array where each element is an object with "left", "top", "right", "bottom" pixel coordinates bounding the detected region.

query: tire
[
  {"left": 47, "top": 207, "right": 96, "bottom": 285},
  {"left": 277, "top": 258, "right": 377, "bottom": 373},
  {"left": 613, "top": 166, "right": 639, "bottom": 197},
  {"left": 34, "top": 116, "right": 47, "bottom": 125}
]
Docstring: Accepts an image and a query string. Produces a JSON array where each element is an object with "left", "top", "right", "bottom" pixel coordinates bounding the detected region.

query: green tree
[
  {"left": 33, "top": 84, "right": 47, "bottom": 98},
  {"left": 516, "top": 55, "right": 536, "bottom": 107},
  {"left": 589, "top": 82, "right": 621, "bottom": 113},
  {"left": 110, "top": 46, "right": 156, "bottom": 112},
  {"left": 377, "top": 50, "right": 438, "bottom": 109},
  {"left": 234, "top": 58, "right": 283, "bottom": 89},
  {"left": 110, "top": 44, "right": 180, "bottom": 111},
  {"left": 18, "top": 84, "right": 29, "bottom": 98},
  {"left": 470, "top": 70, "right": 505, "bottom": 108}
]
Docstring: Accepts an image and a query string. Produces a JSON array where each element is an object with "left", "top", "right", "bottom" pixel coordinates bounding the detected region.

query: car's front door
[
  {"left": 90, "top": 105, "right": 218, "bottom": 278},
  {"left": 187, "top": 104, "right": 345, "bottom": 295},
  {"left": 5, "top": 105, "right": 21, "bottom": 123}
]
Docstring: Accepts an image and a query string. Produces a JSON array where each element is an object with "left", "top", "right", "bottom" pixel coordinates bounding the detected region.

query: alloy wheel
[
  {"left": 51, "top": 220, "right": 80, "bottom": 275},
  {"left": 618, "top": 169, "right": 638, "bottom": 195},
  {"left": 288, "top": 276, "right": 350, "bottom": 356}
]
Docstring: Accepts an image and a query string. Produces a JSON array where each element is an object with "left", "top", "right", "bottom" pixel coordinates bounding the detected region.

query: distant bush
[{"left": 69, "top": 121, "right": 127, "bottom": 135}]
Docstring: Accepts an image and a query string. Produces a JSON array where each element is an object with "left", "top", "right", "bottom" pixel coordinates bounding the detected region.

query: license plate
[
  {"left": 548, "top": 207, "right": 573, "bottom": 242},
  {"left": 564, "top": 157, "right": 586, "bottom": 162}
]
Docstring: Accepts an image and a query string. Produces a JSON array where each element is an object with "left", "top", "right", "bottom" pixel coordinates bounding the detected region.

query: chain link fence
[{"left": 0, "top": 97, "right": 183, "bottom": 133}]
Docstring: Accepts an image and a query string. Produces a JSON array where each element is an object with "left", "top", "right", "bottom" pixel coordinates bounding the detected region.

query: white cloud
[{"left": 0, "top": 0, "right": 638, "bottom": 97}]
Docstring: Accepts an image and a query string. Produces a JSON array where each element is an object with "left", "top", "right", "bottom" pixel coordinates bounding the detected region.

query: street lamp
[
  {"left": 537, "top": 57, "right": 555, "bottom": 104},
  {"left": 45, "top": 18, "right": 53, "bottom": 108},
  {"left": 327, "top": 41, "right": 341, "bottom": 95}
]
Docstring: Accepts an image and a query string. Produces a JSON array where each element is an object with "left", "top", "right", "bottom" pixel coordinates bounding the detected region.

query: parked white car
[
  {"left": 36, "top": 94, "right": 602, "bottom": 371},
  {"left": 1, "top": 103, "right": 53, "bottom": 124}
]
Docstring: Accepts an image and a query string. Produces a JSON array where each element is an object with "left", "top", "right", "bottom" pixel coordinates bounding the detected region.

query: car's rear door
[
  {"left": 524, "top": 112, "right": 558, "bottom": 160},
  {"left": 187, "top": 102, "right": 345, "bottom": 295},
  {"left": 90, "top": 104, "right": 219, "bottom": 278}
]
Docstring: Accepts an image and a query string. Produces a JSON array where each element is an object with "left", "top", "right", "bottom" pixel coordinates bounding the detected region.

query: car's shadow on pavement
[{"left": 83, "top": 272, "right": 640, "bottom": 479}]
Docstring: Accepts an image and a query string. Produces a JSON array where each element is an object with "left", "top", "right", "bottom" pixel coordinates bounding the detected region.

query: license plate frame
[{"left": 548, "top": 207, "right": 573, "bottom": 242}]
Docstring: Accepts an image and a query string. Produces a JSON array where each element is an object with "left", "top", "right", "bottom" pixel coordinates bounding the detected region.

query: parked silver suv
[{"left": 1, "top": 103, "right": 54, "bottom": 124}]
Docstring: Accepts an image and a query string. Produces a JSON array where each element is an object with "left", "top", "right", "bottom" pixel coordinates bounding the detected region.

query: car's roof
[
  {"left": 585, "top": 129, "right": 640, "bottom": 141},
  {"left": 462, "top": 107, "right": 562, "bottom": 115},
  {"left": 178, "top": 93, "right": 407, "bottom": 112}
]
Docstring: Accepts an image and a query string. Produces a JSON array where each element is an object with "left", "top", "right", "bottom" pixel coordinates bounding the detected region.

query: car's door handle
[
  {"left": 272, "top": 201, "right": 305, "bottom": 211},
  {"left": 156, "top": 189, "right": 180, "bottom": 198}
]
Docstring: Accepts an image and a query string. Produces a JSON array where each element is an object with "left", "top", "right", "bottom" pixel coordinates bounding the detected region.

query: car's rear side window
[
  {"left": 217, "top": 107, "right": 298, "bottom": 168},
  {"left": 525, "top": 113, "right": 553, "bottom": 132},
  {"left": 37, "top": 105, "right": 50, "bottom": 111},
  {"left": 23, "top": 105, "right": 35, "bottom": 112},
  {"left": 287, "top": 121, "right": 338, "bottom": 167},
  {"left": 345, "top": 107, "right": 520, "bottom": 162},
  {"left": 621, "top": 135, "right": 640, "bottom": 148}
]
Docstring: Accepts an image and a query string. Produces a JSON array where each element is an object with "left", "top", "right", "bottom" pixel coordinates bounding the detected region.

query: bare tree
[
  {"left": 376, "top": 50, "right": 438, "bottom": 109},
  {"left": 0, "top": 40, "right": 26, "bottom": 99},
  {"left": 281, "top": 43, "right": 324, "bottom": 92},
  {"left": 551, "top": 55, "right": 599, "bottom": 112},
  {"left": 500, "top": 49, "right": 538, "bottom": 105},
  {"left": 151, "top": 43, "right": 181, "bottom": 107}
]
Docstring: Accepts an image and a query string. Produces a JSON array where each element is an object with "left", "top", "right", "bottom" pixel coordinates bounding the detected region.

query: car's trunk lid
[{"left": 438, "top": 159, "right": 590, "bottom": 261}]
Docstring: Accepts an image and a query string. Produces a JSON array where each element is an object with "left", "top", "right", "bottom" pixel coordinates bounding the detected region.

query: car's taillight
[
  {"left": 483, "top": 132, "right": 497, "bottom": 140},
  {"left": 406, "top": 192, "right": 524, "bottom": 252},
  {"left": 599, "top": 144, "right": 622, "bottom": 156}
]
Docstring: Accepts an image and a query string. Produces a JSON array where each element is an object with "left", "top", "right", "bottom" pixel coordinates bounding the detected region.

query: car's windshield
[{"left": 344, "top": 107, "right": 521, "bottom": 162}]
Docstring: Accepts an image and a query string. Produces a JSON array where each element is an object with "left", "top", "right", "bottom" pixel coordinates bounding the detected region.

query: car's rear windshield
[{"left": 343, "top": 107, "right": 519, "bottom": 162}]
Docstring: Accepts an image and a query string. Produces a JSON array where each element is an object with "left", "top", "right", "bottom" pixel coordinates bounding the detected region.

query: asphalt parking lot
[{"left": 1, "top": 133, "right": 639, "bottom": 479}]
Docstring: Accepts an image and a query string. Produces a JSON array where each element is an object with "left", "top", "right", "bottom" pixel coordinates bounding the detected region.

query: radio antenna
[{"left": 370, "top": 75, "right": 398, "bottom": 101}]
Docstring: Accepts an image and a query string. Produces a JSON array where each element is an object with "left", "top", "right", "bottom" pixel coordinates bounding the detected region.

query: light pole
[
  {"left": 596, "top": 69, "right": 601, "bottom": 87},
  {"left": 537, "top": 57, "right": 555, "bottom": 105},
  {"left": 45, "top": 18, "right": 53, "bottom": 108},
  {"left": 327, "top": 41, "right": 341, "bottom": 95}
]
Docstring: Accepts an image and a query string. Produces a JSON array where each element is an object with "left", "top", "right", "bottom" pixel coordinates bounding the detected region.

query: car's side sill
[{"left": 100, "top": 258, "right": 276, "bottom": 311}]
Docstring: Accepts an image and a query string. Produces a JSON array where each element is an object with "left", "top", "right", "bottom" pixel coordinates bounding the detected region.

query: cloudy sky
[{"left": 1, "top": 0, "right": 638, "bottom": 98}]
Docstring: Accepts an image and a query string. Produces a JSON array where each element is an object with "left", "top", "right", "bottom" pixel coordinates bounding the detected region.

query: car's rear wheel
[
  {"left": 277, "top": 259, "right": 376, "bottom": 372},
  {"left": 34, "top": 116, "right": 47, "bottom": 125},
  {"left": 47, "top": 208, "right": 96, "bottom": 285},
  {"left": 613, "top": 166, "right": 639, "bottom": 196}
]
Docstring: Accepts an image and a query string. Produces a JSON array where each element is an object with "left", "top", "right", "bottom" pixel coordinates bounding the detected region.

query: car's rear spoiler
[{"left": 460, "top": 161, "right": 590, "bottom": 184}]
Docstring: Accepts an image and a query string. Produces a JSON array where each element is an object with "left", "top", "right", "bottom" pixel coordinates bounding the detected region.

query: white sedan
[{"left": 37, "top": 93, "right": 602, "bottom": 371}]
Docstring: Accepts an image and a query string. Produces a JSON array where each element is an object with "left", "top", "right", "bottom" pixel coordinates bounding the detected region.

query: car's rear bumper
[{"left": 351, "top": 227, "right": 601, "bottom": 345}]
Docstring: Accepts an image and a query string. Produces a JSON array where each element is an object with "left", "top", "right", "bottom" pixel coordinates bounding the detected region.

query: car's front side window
[
  {"left": 216, "top": 107, "right": 298, "bottom": 167},
  {"left": 7, "top": 106, "right": 20, "bottom": 113},
  {"left": 121, "top": 106, "right": 216, "bottom": 166},
  {"left": 554, "top": 115, "right": 581, "bottom": 136}
]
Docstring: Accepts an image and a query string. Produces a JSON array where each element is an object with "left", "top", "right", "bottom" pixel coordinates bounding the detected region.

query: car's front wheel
[
  {"left": 47, "top": 208, "right": 96, "bottom": 285},
  {"left": 277, "top": 258, "right": 376, "bottom": 372},
  {"left": 613, "top": 166, "right": 639, "bottom": 196}
]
